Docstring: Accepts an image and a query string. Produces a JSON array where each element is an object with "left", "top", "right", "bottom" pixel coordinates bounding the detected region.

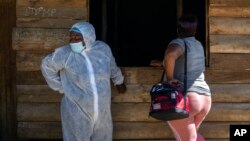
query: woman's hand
[
  {"left": 167, "top": 79, "right": 183, "bottom": 86},
  {"left": 150, "top": 59, "right": 163, "bottom": 67}
]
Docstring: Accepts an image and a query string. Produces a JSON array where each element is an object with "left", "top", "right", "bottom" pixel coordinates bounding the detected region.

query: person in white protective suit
[{"left": 40, "top": 21, "right": 126, "bottom": 141}]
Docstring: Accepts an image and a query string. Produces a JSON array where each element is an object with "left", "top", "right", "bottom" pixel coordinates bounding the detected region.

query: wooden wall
[
  {"left": 0, "top": 0, "right": 16, "bottom": 141},
  {"left": 13, "top": 0, "right": 250, "bottom": 141}
]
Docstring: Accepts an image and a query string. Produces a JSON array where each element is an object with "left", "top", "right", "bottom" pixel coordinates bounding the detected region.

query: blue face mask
[{"left": 70, "top": 42, "right": 85, "bottom": 53}]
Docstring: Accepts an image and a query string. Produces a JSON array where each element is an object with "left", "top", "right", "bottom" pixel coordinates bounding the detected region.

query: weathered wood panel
[
  {"left": 210, "top": 53, "right": 250, "bottom": 70},
  {"left": 16, "top": 68, "right": 250, "bottom": 85},
  {"left": 17, "top": 0, "right": 87, "bottom": 7},
  {"left": 210, "top": 0, "right": 250, "bottom": 6},
  {"left": 210, "top": 6, "right": 250, "bottom": 17},
  {"left": 16, "top": 51, "right": 48, "bottom": 71},
  {"left": 13, "top": 28, "right": 69, "bottom": 51},
  {"left": 16, "top": 0, "right": 88, "bottom": 28},
  {"left": 18, "top": 121, "right": 237, "bottom": 139},
  {"left": 16, "top": 51, "right": 250, "bottom": 72},
  {"left": 17, "top": 102, "right": 250, "bottom": 122},
  {"left": 17, "top": 18, "right": 83, "bottom": 28},
  {"left": 17, "top": 7, "right": 86, "bottom": 19},
  {"left": 205, "top": 69, "right": 250, "bottom": 84},
  {"left": 210, "top": 35, "right": 250, "bottom": 53},
  {"left": 16, "top": 84, "right": 250, "bottom": 103},
  {"left": 14, "top": 27, "right": 250, "bottom": 54},
  {"left": 16, "top": 71, "right": 46, "bottom": 85},
  {"left": 210, "top": 17, "right": 250, "bottom": 35}
]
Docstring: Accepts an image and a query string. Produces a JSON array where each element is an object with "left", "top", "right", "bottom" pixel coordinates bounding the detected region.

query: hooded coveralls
[{"left": 40, "top": 22, "right": 124, "bottom": 141}]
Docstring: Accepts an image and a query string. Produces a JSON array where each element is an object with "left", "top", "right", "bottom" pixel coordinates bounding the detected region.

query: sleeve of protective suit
[
  {"left": 40, "top": 50, "right": 64, "bottom": 94},
  {"left": 110, "top": 53, "right": 124, "bottom": 85}
]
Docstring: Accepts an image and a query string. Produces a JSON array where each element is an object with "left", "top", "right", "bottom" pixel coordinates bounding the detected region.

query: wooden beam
[
  {"left": 205, "top": 69, "right": 250, "bottom": 84},
  {"left": 16, "top": 71, "right": 46, "bottom": 85},
  {"left": 210, "top": 35, "right": 250, "bottom": 53},
  {"left": 13, "top": 28, "right": 69, "bottom": 51},
  {"left": 17, "top": 18, "right": 83, "bottom": 28},
  {"left": 210, "top": 17, "right": 250, "bottom": 35},
  {"left": 210, "top": 53, "right": 250, "bottom": 70},
  {"left": 17, "top": 7, "right": 87, "bottom": 19},
  {"left": 16, "top": 67, "right": 250, "bottom": 85},
  {"left": 17, "top": 0, "right": 87, "bottom": 7},
  {"left": 18, "top": 121, "right": 246, "bottom": 139},
  {"left": 17, "top": 103, "right": 250, "bottom": 122},
  {"left": 210, "top": 0, "right": 250, "bottom": 6},
  {"left": 16, "top": 84, "right": 250, "bottom": 103},
  {"left": 210, "top": 6, "right": 250, "bottom": 17}
]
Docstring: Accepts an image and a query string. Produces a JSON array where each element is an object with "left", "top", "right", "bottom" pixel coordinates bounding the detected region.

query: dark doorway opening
[
  {"left": 106, "top": 0, "right": 177, "bottom": 66},
  {"left": 90, "top": 0, "right": 207, "bottom": 67}
]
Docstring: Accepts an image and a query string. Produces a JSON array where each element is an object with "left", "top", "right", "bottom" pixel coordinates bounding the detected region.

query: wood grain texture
[
  {"left": 17, "top": 0, "right": 87, "bottom": 7},
  {"left": 210, "top": 17, "right": 250, "bottom": 35},
  {"left": 18, "top": 121, "right": 248, "bottom": 139},
  {"left": 210, "top": 0, "right": 250, "bottom": 6},
  {"left": 210, "top": 6, "right": 250, "bottom": 17},
  {"left": 17, "top": 18, "right": 84, "bottom": 28},
  {"left": 13, "top": 28, "right": 69, "bottom": 51},
  {"left": 210, "top": 53, "right": 250, "bottom": 70},
  {"left": 210, "top": 35, "right": 250, "bottom": 53},
  {"left": 17, "top": 102, "right": 250, "bottom": 122},
  {"left": 16, "top": 84, "right": 250, "bottom": 103}
]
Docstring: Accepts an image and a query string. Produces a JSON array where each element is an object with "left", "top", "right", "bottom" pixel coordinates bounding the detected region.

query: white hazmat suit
[{"left": 41, "top": 22, "right": 124, "bottom": 141}]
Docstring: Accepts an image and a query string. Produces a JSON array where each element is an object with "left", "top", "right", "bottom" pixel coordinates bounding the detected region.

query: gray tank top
[{"left": 168, "top": 37, "right": 211, "bottom": 96}]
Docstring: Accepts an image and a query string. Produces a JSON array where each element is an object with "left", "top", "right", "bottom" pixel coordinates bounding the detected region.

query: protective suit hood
[{"left": 70, "top": 22, "right": 96, "bottom": 49}]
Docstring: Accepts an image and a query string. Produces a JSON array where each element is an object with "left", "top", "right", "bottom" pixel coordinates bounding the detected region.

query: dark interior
[{"left": 90, "top": 0, "right": 206, "bottom": 67}]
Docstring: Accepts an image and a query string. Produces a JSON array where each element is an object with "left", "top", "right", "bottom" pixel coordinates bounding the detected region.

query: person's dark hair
[{"left": 177, "top": 15, "right": 198, "bottom": 38}]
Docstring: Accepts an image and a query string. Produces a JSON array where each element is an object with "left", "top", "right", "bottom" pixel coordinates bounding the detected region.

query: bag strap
[
  {"left": 160, "top": 39, "right": 188, "bottom": 109},
  {"left": 183, "top": 40, "right": 188, "bottom": 110}
]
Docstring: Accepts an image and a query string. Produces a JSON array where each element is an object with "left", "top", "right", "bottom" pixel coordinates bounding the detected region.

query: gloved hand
[{"left": 116, "top": 83, "right": 126, "bottom": 94}]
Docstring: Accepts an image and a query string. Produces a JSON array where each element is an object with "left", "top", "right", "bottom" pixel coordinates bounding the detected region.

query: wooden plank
[
  {"left": 210, "top": 0, "right": 250, "bottom": 6},
  {"left": 210, "top": 53, "right": 250, "bottom": 70},
  {"left": 211, "top": 84, "right": 250, "bottom": 102},
  {"left": 210, "top": 6, "right": 250, "bottom": 17},
  {"left": 16, "top": 68, "right": 250, "bottom": 86},
  {"left": 16, "top": 84, "right": 250, "bottom": 103},
  {"left": 17, "top": 103, "right": 250, "bottom": 122},
  {"left": 205, "top": 69, "right": 250, "bottom": 84},
  {"left": 210, "top": 17, "right": 250, "bottom": 35},
  {"left": 16, "top": 71, "right": 46, "bottom": 85},
  {"left": 17, "top": 0, "right": 87, "bottom": 8},
  {"left": 210, "top": 35, "right": 250, "bottom": 53},
  {"left": 17, "top": 18, "right": 83, "bottom": 28},
  {"left": 13, "top": 28, "right": 69, "bottom": 51},
  {"left": 16, "top": 51, "right": 48, "bottom": 71},
  {"left": 18, "top": 121, "right": 246, "bottom": 139},
  {"left": 17, "top": 6, "right": 87, "bottom": 19}
]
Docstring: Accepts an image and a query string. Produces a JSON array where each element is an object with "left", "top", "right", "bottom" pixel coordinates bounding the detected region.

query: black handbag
[{"left": 149, "top": 40, "right": 189, "bottom": 121}]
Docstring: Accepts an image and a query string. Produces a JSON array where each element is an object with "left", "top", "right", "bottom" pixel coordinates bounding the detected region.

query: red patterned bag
[{"left": 149, "top": 82, "right": 189, "bottom": 121}]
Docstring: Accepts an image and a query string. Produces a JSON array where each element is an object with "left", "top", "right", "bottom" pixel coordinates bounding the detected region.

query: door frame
[{"left": 0, "top": 0, "right": 16, "bottom": 140}]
